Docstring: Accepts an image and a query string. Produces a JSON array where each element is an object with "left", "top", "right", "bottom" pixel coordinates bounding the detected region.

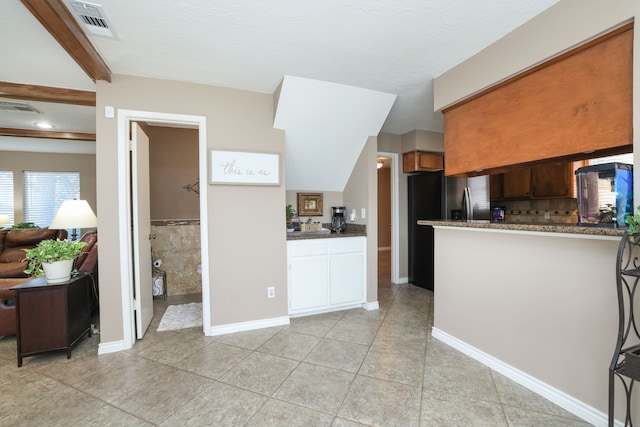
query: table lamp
[
  {"left": 49, "top": 200, "right": 97, "bottom": 240},
  {"left": 0, "top": 214, "right": 10, "bottom": 229}
]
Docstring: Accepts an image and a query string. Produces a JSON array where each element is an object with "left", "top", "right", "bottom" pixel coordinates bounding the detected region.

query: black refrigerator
[{"left": 408, "top": 171, "right": 444, "bottom": 291}]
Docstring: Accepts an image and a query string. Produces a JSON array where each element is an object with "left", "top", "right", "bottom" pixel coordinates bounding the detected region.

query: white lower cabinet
[
  {"left": 330, "top": 252, "right": 364, "bottom": 305},
  {"left": 289, "top": 253, "right": 329, "bottom": 312},
  {"left": 287, "top": 237, "right": 366, "bottom": 316}
]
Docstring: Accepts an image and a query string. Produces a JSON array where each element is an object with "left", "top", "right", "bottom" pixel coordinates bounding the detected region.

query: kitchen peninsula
[
  {"left": 419, "top": 219, "right": 624, "bottom": 424},
  {"left": 286, "top": 225, "right": 370, "bottom": 317}
]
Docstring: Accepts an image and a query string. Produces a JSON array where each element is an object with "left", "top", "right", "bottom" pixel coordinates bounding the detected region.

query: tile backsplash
[{"left": 493, "top": 199, "right": 578, "bottom": 224}]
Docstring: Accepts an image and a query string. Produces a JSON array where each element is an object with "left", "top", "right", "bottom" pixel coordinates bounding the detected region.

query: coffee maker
[{"left": 331, "top": 206, "right": 347, "bottom": 233}]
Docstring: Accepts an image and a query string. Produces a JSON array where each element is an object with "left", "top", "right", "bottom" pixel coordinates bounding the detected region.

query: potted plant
[
  {"left": 625, "top": 205, "right": 640, "bottom": 235},
  {"left": 23, "top": 239, "right": 87, "bottom": 283},
  {"left": 286, "top": 204, "right": 299, "bottom": 231}
]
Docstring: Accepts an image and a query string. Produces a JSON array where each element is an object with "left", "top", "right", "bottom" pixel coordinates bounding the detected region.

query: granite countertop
[
  {"left": 286, "top": 224, "right": 366, "bottom": 240},
  {"left": 417, "top": 219, "right": 626, "bottom": 237}
]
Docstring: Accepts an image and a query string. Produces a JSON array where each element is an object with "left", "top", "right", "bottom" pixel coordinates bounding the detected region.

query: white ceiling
[
  {"left": 274, "top": 76, "right": 396, "bottom": 191},
  {"left": 0, "top": 0, "right": 560, "bottom": 138}
]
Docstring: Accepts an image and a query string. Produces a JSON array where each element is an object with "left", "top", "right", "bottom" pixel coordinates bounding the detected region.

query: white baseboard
[
  {"left": 431, "top": 328, "right": 612, "bottom": 427},
  {"left": 363, "top": 301, "right": 379, "bottom": 311},
  {"left": 396, "top": 276, "right": 408, "bottom": 284},
  {"left": 98, "top": 340, "right": 127, "bottom": 355},
  {"left": 208, "top": 316, "right": 290, "bottom": 336},
  {"left": 289, "top": 302, "right": 365, "bottom": 318}
]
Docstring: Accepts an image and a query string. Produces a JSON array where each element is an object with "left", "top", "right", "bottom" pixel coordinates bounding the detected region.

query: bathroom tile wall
[
  {"left": 151, "top": 221, "right": 202, "bottom": 295},
  {"left": 494, "top": 199, "right": 578, "bottom": 224}
]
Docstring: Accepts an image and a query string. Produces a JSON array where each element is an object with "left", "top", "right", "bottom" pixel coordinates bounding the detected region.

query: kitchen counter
[
  {"left": 286, "top": 223, "right": 366, "bottom": 240},
  {"left": 286, "top": 228, "right": 366, "bottom": 240},
  {"left": 417, "top": 219, "right": 625, "bottom": 238}
]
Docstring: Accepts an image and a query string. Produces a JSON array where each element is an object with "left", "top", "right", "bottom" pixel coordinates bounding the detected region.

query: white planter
[{"left": 42, "top": 259, "right": 74, "bottom": 284}]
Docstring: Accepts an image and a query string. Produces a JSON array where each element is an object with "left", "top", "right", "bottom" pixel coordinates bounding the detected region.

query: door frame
[
  {"left": 377, "top": 151, "right": 400, "bottom": 283},
  {"left": 117, "top": 109, "right": 210, "bottom": 348}
]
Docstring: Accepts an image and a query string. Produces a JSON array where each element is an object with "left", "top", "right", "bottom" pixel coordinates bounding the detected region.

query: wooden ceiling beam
[
  {"left": 20, "top": 0, "right": 111, "bottom": 82},
  {"left": 0, "top": 127, "right": 95, "bottom": 141},
  {"left": 0, "top": 81, "right": 95, "bottom": 106}
]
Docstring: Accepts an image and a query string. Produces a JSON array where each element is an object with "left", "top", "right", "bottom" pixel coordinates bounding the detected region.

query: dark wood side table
[{"left": 11, "top": 273, "right": 92, "bottom": 367}]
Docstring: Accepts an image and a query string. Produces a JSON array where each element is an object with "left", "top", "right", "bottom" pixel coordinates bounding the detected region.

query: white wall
[{"left": 344, "top": 136, "right": 379, "bottom": 303}]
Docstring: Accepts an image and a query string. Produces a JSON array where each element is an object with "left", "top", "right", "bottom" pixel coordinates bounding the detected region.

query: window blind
[
  {"left": 23, "top": 171, "right": 80, "bottom": 228},
  {"left": 0, "top": 171, "right": 14, "bottom": 225}
]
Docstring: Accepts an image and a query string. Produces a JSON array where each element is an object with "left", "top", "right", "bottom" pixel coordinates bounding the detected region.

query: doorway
[
  {"left": 377, "top": 152, "right": 400, "bottom": 284},
  {"left": 145, "top": 124, "right": 202, "bottom": 296},
  {"left": 116, "top": 110, "right": 210, "bottom": 349}
]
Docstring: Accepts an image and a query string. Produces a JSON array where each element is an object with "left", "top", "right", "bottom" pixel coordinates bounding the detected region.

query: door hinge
[{"left": 128, "top": 140, "right": 134, "bottom": 151}]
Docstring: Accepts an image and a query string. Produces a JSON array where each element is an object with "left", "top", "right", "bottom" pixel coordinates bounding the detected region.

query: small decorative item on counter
[
  {"left": 300, "top": 218, "right": 322, "bottom": 232},
  {"left": 492, "top": 207, "right": 505, "bottom": 222}
]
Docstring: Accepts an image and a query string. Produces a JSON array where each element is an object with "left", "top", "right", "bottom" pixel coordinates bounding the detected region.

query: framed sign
[
  {"left": 209, "top": 150, "right": 280, "bottom": 185},
  {"left": 297, "top": 192, "right": 323, "bottom": 216}
]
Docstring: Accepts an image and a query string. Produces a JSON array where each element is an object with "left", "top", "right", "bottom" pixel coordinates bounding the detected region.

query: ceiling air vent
[
  {"left": 0, "top": 101, "right": 42, "bottom": 115},
  {"left": 66, "top": 0, "right": 118, "bottom": 39}
]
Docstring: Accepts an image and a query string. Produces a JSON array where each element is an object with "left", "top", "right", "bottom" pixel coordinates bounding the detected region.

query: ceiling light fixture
[
  {"left": 377, "top": 159, "right": 384, "bottom": 169},
  {"left": 35, "top": 122, "right": 54, "bottom": 129}
]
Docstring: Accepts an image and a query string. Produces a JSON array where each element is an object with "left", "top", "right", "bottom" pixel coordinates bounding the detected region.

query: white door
[{"left": 131, "top": 123, "right": 153, "bottom": 339}]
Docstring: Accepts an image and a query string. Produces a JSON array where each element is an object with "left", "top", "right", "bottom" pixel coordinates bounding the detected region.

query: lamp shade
[
  {"left": 0, "top": 214, "right": 10, "bottom": 225},
  {"left": 49, "top": 200, "right": 97, "bottom": 230}
]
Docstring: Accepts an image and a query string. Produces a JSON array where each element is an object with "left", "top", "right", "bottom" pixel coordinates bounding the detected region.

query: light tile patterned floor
[{"left": 0, "top": 251, "right": 591, "bottom": 426}]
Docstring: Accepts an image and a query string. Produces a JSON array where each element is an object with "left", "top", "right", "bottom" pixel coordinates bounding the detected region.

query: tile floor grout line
[
  {"left": 22, "top": 363, "right": 159, "bottom": 426},
  {"left": 0, "top": 269, "right": 592, "bottom": 425}
]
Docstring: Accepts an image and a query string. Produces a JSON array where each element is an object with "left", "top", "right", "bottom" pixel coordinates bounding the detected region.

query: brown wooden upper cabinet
[
  {"left": 531, "top": 161, "right": 572, "bottom": 198},
  {"left": 442, "top": 24, "right": 632, "bottom": 176},
  {"left": 489, "top": 174, "right": 503, "bottom": 200},
  {"left": 403, "top": 151, "right": 444, "bottom": 173},
  {"left": 492, "top": 161, "right": 574, "bottom": 200},
  {"left": 502, "top": 168, "right": 531, "bottom": 199}
]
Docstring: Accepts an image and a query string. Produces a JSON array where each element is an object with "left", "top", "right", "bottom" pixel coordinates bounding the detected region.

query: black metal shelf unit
[{"left": 611, "top": 233, "right": 640, "bottom": 426}]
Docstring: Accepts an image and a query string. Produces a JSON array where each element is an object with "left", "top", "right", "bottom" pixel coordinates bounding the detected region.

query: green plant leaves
[
  {"left": 286, "top": 204, "right": 297, "bottom": 220},
  {"left": 23, "top": 239, "right": 87, "bottom": 277},
  {"left": 625, "top": 205, "right": 640, "bottom": 235}
]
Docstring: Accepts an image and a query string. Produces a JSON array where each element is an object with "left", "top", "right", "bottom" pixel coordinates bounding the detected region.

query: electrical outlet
[
  {"left": 267, "top": 286, "right": 275, "bottom": 298},
  {"left": 544, "top": 211, "right": 550, "bottom": 220},
  {"left": 361, "top": 208, "right": 366, "bottom": 219}
]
